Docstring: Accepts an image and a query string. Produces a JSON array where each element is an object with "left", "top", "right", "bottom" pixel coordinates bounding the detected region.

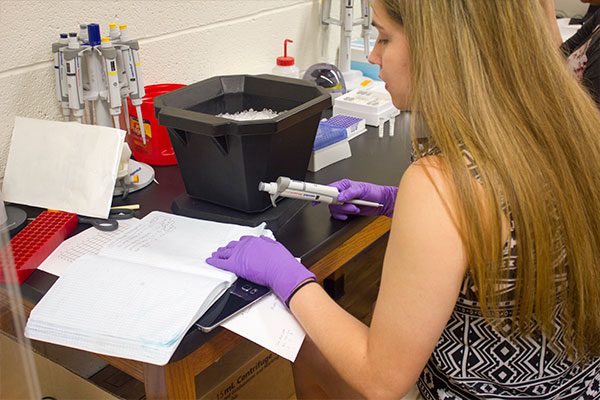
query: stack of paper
[
  {"left": 25, "top": 212, "right": 273, "bottom": 365},
  {"left": 2, "top": 117, "right": 125, "bottom": 219}
]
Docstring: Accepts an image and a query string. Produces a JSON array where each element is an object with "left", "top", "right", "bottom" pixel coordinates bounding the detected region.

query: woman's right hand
[{"left": 327, "top": 179, "right": 398, "bottom": 220}]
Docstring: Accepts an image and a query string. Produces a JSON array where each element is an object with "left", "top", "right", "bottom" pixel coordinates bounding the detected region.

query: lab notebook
[{"left": 25, "top": 211, "right": 273, "bottom": 365}]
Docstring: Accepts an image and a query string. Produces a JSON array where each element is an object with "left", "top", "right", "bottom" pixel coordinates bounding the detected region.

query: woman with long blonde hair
[{"left": 207, "top": 1, "right": 600, "bottom": 398}]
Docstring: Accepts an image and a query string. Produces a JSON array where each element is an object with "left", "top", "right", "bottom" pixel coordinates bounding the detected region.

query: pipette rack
[{"left": 1, "top": 211, "right": 78, "bottom": 284}]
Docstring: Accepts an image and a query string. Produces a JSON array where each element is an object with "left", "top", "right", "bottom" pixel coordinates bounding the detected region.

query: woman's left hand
[{"left": 206, "top": 235, "right": 316, "bottom": 304}]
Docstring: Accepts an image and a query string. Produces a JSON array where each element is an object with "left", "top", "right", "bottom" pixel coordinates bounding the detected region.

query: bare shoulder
[
  {"left": 390, "top": 155, "right": 466, "bottom": 268},
  {"left": 398, "top": 154, "right": 509, "bottom": 247},
  {"left": 399, "top": 155, "right": 455, "bottom": 209},
  {"left": 404, "top": 155, "right": 446, "bottom": 182}
]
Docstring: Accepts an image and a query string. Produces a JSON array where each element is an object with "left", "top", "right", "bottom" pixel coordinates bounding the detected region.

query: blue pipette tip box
[{"left": 313, "top": 115, "right": 366, "bottom": 151}]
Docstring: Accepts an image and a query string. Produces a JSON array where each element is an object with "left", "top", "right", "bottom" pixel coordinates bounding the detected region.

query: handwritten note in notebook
[
  {"left": 38, "top": 218, "right": 140, "bottom": 277},
  {"left": 25, "top": 211, "right": 274, "bottom": 365}
]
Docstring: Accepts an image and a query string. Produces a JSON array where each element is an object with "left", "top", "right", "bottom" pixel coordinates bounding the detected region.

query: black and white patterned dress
[{"left": 416, "top": 150, "right": 600, "bottom": 399}]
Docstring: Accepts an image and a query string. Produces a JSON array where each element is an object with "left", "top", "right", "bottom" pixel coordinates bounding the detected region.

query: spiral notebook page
[
  {"left": 38, "top": 218, "right": 140, "bottom": 277},
  {"left": 26, "top": 254, "right": 229, "bottom": 365},
  {"left": 26, "top": 211, "right": 276, "bottom": 365},
  {"left": 100, "top": 211, "right": 273, "bottom": 281}
]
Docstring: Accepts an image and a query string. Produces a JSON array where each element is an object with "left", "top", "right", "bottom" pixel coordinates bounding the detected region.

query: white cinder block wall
[
  {"left": 0, "top": 0, "right": 340, "bottom": 181},
  {"left": 3, "top": 1, "right": 584, "bottom": 182}
]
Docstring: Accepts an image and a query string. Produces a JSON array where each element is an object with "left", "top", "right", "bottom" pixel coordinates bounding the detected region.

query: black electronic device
[{"left": 195, "top": 278, "right": 270, "bottom": 332}]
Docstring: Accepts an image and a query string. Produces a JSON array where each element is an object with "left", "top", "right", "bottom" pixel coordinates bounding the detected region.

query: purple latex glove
[
  {"left": 206, "top": 235, "right": 316, "bottom": 305},
  {"left": 328, "top": 179, "right": 398, "bottom": 220}
]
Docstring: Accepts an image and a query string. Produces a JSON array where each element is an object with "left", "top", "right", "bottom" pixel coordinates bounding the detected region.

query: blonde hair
[{"left": 382, "top": 0, "right": 600, "bottom": 359}]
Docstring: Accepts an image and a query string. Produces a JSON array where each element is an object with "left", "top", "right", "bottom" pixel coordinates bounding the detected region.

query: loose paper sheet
[
  {"left": 222, "top": 293, "right": 306, "bottom": 362},
  {"left": 2, "top": 117, "right": 125, "bottom": 218}
]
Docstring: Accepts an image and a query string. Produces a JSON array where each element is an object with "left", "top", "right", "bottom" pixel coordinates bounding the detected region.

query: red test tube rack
[{"left": 1, "top": 211, "right": 79, "bottom": 284}]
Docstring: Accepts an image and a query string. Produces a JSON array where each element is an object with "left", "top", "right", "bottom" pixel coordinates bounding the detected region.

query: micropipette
[
  {"left": 361, "top": 0, "right": 371, "bottom": 55},
  {"left": 258, "top": 176, "right": 383, "bottom": 209},
  {"left": 120, "top": 24, "right": 147, "bottom": 144},
  {"left": 83, "top": 23, "right": 103, "bottom": 125},
  {"left": 108, "top": 22, "right": 120, "bottom": 40},
  {"left": 339, "top": 0, "right": 354, "bottom": 74},
  {"left": 78, "top": 24, "right": 89, "bottom": 43},
  {"left": 99, "top": 37, "right": 122, "bottom": 129},
  {"left": 52, "top": 34, "right": 70, "bottom": 121},
  {"left": 111, "top": 23, "right": 131, "bottom": 136},
  {"left": 64, "top": 33, "right": 85, "bottom": 123}
]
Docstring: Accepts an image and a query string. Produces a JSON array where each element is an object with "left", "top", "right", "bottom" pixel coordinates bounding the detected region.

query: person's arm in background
[
  {"left": 561, "top": 8, "right": 600, "bottom": 54},
  {"left": 581, "top": 1, "right": 600, "bottom": 22},
  {"left": 580, "top": 11, "right": 600, "bottom": 106},
  {"left": 540, "top": 0, "right": 564, "bottom": 48}
]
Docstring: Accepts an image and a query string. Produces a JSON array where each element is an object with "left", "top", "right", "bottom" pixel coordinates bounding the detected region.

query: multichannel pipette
[{"left": 258, "top": 176, "right": 383, "bottom": 208}]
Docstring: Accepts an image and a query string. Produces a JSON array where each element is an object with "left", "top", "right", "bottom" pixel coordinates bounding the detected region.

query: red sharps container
[{"left": 126, "top": 83, "right": 186, "bottom": 166}]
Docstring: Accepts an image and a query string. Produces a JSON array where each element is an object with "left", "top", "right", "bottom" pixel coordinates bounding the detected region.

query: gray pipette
[
  {"left": 258, "top": 176, "right": 383, "bottom": 208},
  {"left": 64, "top": 33, "right": 85, "bottom": 123},
  {"left": 52, "top": 34, "right": 70, "bottom": 121},
  {"left": 119, "top": 24, "right": 147, "bottom": 144}
]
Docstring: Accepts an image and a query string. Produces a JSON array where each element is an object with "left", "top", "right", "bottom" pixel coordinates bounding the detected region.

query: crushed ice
[{"left": 216, "top": 108, "right": 281, "bottom": 121}]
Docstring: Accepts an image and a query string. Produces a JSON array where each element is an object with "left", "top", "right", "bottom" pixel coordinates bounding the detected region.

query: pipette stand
[
  {"left": 52, "top": 23, "right": 154, "bottom": 197},
  {"left": 321, "top": 0, "right": 372, "bottom": 91}
]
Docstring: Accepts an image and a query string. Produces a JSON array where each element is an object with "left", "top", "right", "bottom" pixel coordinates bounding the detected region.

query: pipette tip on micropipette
[
  {"left": 346, "top": 199, "right": 383, "bottom": 208},
  {"left": 136, "top": 105, "right": 146, "bottom": 144}
]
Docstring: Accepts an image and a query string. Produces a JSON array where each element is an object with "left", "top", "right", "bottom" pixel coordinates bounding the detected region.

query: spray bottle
[{"left": 272, "top": 39, "right": 300, "bottom": 79}]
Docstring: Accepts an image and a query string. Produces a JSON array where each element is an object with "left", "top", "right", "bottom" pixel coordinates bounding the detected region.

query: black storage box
[{"left": 154, "top": 74, "right": 331, "bottom": 213}]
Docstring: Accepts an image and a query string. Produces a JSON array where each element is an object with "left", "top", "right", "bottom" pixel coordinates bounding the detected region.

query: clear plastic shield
[{"left": 0, "top": 198, "right": 41, "bottom": 399}]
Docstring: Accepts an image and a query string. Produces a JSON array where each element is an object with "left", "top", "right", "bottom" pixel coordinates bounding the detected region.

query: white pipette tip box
[
  {"left": 308, "top": 115, "right": 357, "bottom": 172},
  {"left": 333, "top": 81, "right": 399, "bottom": 127},
  {"left": 308, "top": 139, "right": 352, "bottom": 172}
]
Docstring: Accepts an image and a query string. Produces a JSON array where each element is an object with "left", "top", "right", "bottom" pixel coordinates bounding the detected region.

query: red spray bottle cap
[{"left": 276, "top": 39, "right": 295, "bottom": 66}]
